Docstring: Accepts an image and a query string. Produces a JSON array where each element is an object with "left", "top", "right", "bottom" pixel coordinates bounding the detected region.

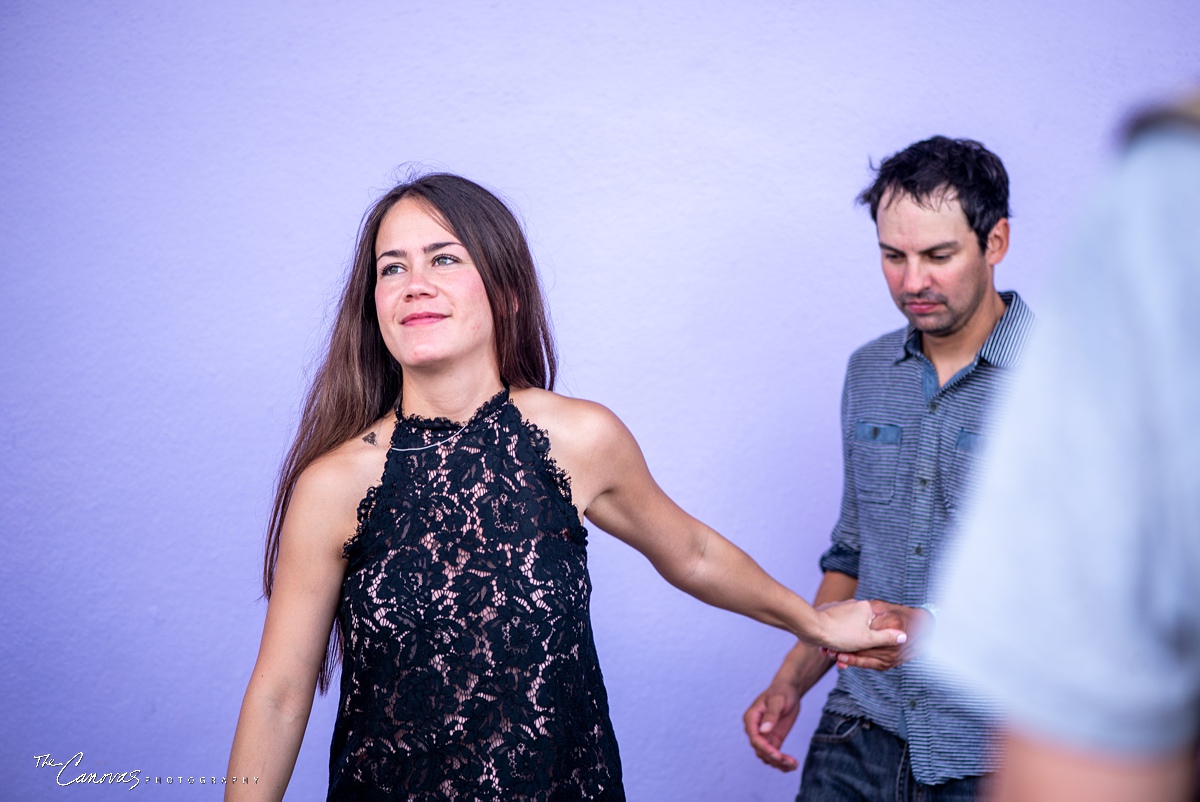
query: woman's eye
[
  {"left": 380, "top": 263, "right": 405, "bottom": 276},
  {"left": 432, "top": 254, "right": 458, "bottom": 267}
]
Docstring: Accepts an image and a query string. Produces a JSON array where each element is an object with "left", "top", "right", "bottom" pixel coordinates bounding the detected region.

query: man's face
[{"left": 876, "top": 189, "right": 1003, "bottom": 338}]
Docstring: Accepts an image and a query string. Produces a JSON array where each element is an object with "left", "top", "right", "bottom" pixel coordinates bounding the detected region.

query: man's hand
[
  {"left": 743, "top": 572, "right": 857, "bottom": 774},
  {"left": 823, "top": 601, "right": 933, "bottom": 671},
  {"left": 743, "top": 680, "right": 805, "bottom": 772}
]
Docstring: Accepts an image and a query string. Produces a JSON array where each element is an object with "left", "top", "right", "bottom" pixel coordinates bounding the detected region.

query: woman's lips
[{"left": 401, "top": 312, "right": 447, "bottom": 325}]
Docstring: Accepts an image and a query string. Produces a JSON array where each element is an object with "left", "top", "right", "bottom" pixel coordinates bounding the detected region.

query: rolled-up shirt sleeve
[{"left": 820, "top": 369, "right": 861, "bottom": 579}]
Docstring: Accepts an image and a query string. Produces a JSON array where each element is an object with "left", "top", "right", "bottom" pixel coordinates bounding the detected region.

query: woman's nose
[{"left": 403, "top": 265, "right": 436, "bottom": 299}]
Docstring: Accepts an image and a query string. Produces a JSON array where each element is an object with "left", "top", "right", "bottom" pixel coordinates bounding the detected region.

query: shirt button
[
  {"left": 913, "top": 545, "right": 923, "bottom": 556},
  {"left": 909, "top": 700, "right": 918, "bottom": 709},
  {"left": 928, "top": 401, "right": 938, "bottom": 412},
  {"left": 918, "top": 477, "right": 928, "bottom": 488}
]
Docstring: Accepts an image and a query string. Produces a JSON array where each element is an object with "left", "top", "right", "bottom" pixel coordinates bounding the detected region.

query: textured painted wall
[{"left": 2, "top": 1, "right": 1197, "bottom": 798}]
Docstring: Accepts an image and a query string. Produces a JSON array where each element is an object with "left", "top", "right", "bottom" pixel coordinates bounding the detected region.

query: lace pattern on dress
[
  {"left": 329, "top": 388, "right": 623, "bottom": 801},
  {"left": 344, "top": 485, "right": 380, "bottom": 560},
  {"left": 520, "top": 419, "right": 587, "bottom": 536}
]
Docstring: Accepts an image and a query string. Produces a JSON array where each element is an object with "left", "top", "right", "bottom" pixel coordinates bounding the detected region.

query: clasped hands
[
  {"left": 744, "top": 600, "right": 934, "bottom": 772},
  {"left": 820, "top": 599, "right": 934, "bottom": 670}
]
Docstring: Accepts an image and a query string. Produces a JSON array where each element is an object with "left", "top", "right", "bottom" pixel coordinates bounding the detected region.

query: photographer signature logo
[{"left": 35, "top": 752, "right": 259, "bottom": 790}]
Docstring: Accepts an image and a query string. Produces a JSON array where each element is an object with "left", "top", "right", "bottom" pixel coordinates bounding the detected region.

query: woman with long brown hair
[{"left": 225, "top": 173, "right": 904, "bottom": 801}]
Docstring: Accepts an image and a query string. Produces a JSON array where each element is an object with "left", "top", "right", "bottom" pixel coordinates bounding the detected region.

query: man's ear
[{"left": 985, "top": 218, "right": 1010, "bottom": 267}]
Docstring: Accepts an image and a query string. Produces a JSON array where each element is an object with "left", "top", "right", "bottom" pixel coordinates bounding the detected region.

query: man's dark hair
[{"left": 857, "top": 136, "right": 1010, "bottom": 252}]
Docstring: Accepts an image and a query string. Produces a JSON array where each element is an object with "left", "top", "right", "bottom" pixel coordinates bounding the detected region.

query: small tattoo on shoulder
[{"left": 362, "top": 432, "right": 378, "bottom": 446}]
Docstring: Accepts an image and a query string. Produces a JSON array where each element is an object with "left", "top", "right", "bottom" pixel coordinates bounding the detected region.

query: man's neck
[{"left": 921, "top": 290, "right": 1007, "bottom": 387}]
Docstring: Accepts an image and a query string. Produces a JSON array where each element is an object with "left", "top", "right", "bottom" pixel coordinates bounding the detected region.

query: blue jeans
[{"left": 796, "top": 711, "right": 982, "bottom": 801}]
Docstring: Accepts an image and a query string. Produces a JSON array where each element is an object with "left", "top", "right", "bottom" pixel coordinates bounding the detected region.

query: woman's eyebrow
[{"left": 375, "top": 241, "right": 462, "bottom": 262}]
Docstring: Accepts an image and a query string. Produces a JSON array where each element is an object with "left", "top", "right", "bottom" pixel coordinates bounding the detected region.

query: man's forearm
[
  {"left": 814, "top": 570, "right": 859, "bottom": 606},
  {"left": 775, "top": 570, "right": 858, "bottom": 694}
]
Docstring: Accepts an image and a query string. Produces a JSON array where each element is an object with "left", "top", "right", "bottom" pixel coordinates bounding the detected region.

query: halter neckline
[{"left": 394, "top": 385, "right": 510, "bottom": 431}]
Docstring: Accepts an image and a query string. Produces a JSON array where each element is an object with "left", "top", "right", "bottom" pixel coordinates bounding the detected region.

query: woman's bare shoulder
[
  {"left": 509, "top": 388, "right": 625, "bottom": 448},
  {"left": 508, "top": 388, "right": 641, "bottom": 516},
  {"left": 289, "top": 414, "right": 394, "bottom": 533}
]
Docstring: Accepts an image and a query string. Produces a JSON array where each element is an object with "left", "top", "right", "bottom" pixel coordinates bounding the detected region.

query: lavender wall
[{"left": 2, "top": 1, "right": 1196, "bottom": 798}]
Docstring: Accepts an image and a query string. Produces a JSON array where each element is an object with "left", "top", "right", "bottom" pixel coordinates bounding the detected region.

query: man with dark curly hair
[{"left": 744, "top": 136, "right": 1035, "bottom": 801}]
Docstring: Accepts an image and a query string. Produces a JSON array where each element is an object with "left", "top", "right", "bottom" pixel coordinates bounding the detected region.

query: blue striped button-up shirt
[{"left": 819, "top": 290, "right": 1035, "bottom": 784}]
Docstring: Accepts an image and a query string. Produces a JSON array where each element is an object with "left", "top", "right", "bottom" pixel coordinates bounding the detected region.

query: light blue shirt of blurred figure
[{"left": 929, "top": 123, "right": 1200, "bottom": 756}]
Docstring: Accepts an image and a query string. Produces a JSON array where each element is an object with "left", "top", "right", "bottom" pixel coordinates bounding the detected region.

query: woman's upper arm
[
  {"left": 511, "top": 390, "right": 704, "bottom": 575},
  {"left": 248, "top": 459, "right": 358, "bottom": 707},
  {"left": 578, "top": 407, "right": 703, "bottom": 570}
]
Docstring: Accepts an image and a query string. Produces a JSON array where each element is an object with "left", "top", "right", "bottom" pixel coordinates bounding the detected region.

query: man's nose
[{"left": 901, "top": 261, "right": 931, "bottom": 294}]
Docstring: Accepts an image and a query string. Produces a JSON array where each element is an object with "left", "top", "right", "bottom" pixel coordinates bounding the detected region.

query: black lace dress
[{"left": 328, "top": 388, "right": 624, "bottom": 801}]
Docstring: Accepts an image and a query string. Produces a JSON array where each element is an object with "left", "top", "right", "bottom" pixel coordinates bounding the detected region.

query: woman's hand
[
  {"left": 823, "top": 601, "right": 931, "bottom": 669},
  {"left": 811, "top": 599, "right": 907, "bottom": 652}
]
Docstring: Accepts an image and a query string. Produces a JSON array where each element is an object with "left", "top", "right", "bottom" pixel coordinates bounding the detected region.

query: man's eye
[{"left": 929, "top": 254, "right": 951, "bottom": 263}]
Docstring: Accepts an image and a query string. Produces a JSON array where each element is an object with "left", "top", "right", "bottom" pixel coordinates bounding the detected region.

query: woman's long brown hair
[{"left": 263, "top": 173, "right": 558, "bottom": 692}]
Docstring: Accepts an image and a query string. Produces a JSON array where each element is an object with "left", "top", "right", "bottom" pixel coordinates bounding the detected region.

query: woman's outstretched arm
[
  {"left": 225, "top": 455, "right": 362, "bottom": 801},
  {"left": 573, "top": 403, "right": 904, "bottom": 652}
]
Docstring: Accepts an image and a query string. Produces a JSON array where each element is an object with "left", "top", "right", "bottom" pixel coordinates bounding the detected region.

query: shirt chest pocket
[
  {"left": 851, "top": 422, "right": 903, "bottom": 504},
  {"left": 942, "top": 428, "right": 987, "bottom": 511}
]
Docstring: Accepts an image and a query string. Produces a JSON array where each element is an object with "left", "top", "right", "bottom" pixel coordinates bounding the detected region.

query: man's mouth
[{"left": 903, "top": 296, "right": 946, "bottom": 314}]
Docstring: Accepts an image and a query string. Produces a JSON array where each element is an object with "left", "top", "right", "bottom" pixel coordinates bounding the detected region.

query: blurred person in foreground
[
  {"left": 744, "top": 136, "right": 1035, "bottom": 800},
  {"left": 931, "top": 93, "right": 1200, "bottom": 802}
]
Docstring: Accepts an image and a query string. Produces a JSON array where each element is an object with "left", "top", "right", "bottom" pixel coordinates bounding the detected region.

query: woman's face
[{"left": 373, "top": 198, "right": 497, "bottom": 376}]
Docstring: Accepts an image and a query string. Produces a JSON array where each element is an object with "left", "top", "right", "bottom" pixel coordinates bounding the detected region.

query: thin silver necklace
[
  {"left": 389, "top": 393, "right": 506, "bottom": 453},
  {"left": 389, "top": 421, "right": 471, "bottom": 453}
]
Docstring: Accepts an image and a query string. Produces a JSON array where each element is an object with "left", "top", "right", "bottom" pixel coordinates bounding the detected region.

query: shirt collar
[{"left": 894, "top": 290, "right": 1034, "bottom": 369}]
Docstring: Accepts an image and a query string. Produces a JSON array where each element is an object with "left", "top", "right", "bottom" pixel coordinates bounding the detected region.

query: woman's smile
[{"left": 401, "top": 311, "right": 448, "bottom": 325}]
